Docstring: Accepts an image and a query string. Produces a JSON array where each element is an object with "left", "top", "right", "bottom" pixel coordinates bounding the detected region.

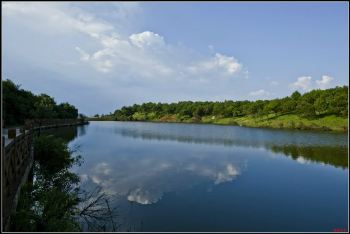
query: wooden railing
[
  {"left": 24, "top": 118, "right": 87, "bottom": 130},
  {"left": 2, "top": 129, "right": 34, "bottom": 231},
  {"left": 2, "top": 118, "right": 88, "bottom": 231}
]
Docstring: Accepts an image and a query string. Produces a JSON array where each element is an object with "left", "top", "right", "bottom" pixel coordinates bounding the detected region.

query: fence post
[
  {"left": 1, "top": 136, "right": 5, "bottom": 230},
  {"left": 8, "top": 128, "right": 16, "bottom": 139}
]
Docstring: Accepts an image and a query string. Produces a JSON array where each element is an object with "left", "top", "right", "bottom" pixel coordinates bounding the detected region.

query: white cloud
[
  {"left": 3, "top": 2, "right": 114, "bottom": 38},
  {"left": 75, "top": 45, "right": 115, "bottom": 73},
  {"left": 249, "top": 89, "right": 270, "bottom": 97},
  {"left": 109, "top": 2, "right": 142, "bottom": 33},
  {"left": 75, "top": 30, "right": 243, "bottom": 80},
  {"left": 3, "top": 2, "right": 251, "bottom": 114},
  {"left": 289, "top": 75, "right": 335, "bottom": 92},
  {"left": 289, "top": 76, "right": 312, "bottom": 91},
  {"left": 316, "top": 75, "right": 333, "bottom": 89},
  {"left": 75, "top": 46, "right": 90, "bottom": 61},
  {"left": 214, "top": 53, "right": 242, "bottom": 74},
  {"left": 3, "top": 2, "right": 246, "bottom": 80},
  {"left": 129, "top": 31, "right": 165, "bottom": 48},
  {"left": 187, "top": 53, "right": 242, "bottom": 77}
]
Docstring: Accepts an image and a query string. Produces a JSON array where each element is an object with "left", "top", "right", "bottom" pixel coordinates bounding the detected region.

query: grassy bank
[
  {"left": 91, "top": 113, "right": 347, "bottom": 132},
  {"left": 202, "top": 114, "right": 348, "bottom": 131},
  {"left": 125, "top": 113, "right": 347, "bottom": 132}
]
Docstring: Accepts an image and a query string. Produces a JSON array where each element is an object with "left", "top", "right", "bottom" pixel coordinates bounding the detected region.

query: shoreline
[{"left": 88, "top": 116, "right": 348, "bottom": 133}]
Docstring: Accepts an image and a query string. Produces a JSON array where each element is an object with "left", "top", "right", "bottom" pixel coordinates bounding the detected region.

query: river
[{"left": 48, "top": 121, "right": 348, "bottom": 232}]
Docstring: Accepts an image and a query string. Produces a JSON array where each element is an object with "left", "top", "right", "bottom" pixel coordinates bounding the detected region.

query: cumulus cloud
[
  {"left": 289, "top": 76, "right": 312, "bottom": 91},
  {"left": 77, "top": 32, "right": 243, "bottom": 79},
  {"left": 316, "top": 75, "right": 333, "bottom": 89},
  {"left": 214, "top": 53, "right": 242, "bottom": 74},
  {"left": 290, "top": 75, "right": 335, "bottom": 92},
  {"left": 249, "top": 89, "right": 270, "bottom": 97},
  {"left": 3, "top": 2, "right": 250, "bottom": 114},
  {"left": 187, "top": 53, "right": 242, "bottom": 77},
  {"left": 129, "top": 31, "right": 165, "bottom": 48},
  {"left": 3, "top": 3, "right": 246, "bottom": 79},
  {"left": 73, "top": 29, "right": 244, "bottom": 84}
]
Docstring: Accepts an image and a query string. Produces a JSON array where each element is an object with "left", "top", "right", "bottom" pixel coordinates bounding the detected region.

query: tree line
[
  {"left": 114, "top": 86, "right": 348, "bottom": 121},
  {"left": 2, "top": 79, "right": 79, "bottom": 126}
]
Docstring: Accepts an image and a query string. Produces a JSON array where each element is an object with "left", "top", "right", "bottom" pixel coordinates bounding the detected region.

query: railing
[
  {"left": 24, "top": 118, "right": 87, "bottom": 130},
  {"left": 2, "top": 118, "right": 88, "bottom": 231},
  {"left": 2, "top": 129, "right": 34, "bottom": 231}
]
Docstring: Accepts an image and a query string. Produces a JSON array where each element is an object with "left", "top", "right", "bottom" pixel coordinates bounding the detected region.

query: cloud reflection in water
[
  {"left": 82, "top": 154, "right": 245, "bottom": 205},
  {"left": 76, "top": 122, "right": 347, "bottom": 206}
]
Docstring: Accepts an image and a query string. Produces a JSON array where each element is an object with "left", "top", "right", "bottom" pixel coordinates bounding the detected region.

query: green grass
[
  {"left": 193, "top": 114, "right": 347, "bottom": 131},
  {"left": 107, "top": 112, "right": 348, "bottom": 132},
  {"left": 202, "top": 114, "right": 348, "bottom": 132}
]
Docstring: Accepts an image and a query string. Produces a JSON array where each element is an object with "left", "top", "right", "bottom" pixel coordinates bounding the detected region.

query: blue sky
[{"left": 2, "top": 2, "right": 348, "bottom": 115}]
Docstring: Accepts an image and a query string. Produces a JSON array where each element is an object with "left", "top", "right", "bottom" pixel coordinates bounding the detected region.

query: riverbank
[
  {"left": 107, "top": 114, "right": 347, "bottom": 132},
  {"left": 201, "top": 114, "right": 348, "bottom": 132}
]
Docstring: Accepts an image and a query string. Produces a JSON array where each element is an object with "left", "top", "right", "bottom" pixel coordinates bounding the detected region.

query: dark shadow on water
[
  {"left": 269, "top": 144, "right": 348, "bottom": 169},
  {"left": 113, "top": 127, "right": 348, "bottom": 169},
  {"left": 42, "top": 125, "right": 78, "bottom": 142},
  {"left": 42, "top": 125, "right": 87, "bottom": 142}
]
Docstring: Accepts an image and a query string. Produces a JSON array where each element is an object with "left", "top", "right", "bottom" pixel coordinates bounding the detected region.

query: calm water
[{"left": 49, "top": 121, "right": 348, "bottom": 232}]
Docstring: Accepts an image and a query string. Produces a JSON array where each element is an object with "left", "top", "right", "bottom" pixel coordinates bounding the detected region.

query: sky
[{"left": 2, "top": 2, "right": 349, "bottom": 115}]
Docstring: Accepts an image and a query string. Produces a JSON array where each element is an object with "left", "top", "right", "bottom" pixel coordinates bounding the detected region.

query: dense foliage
[
  {"left": 114, "top": 86, "right": 348, "bottom": 121},
  {"left": 10, "top": 134, "right": 119, "bottom": 232},
  {"left": 2, "top": 79, "right": 78, "bottom": 126},
  {"left": 11, "top": 135, "right": 82, "bottom": 231}
]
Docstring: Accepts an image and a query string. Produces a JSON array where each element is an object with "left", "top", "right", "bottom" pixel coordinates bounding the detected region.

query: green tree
[
  {"left": 291, "top": 91, "right": 301, "bottom": 100},
  {"left": 263, "top": 99, "right": 280, "bottom": 116},
  {"left": 2, "top": 79, "right": 37, "bottom": 125},
  {"left": 314, "top": 96, "right": 328, "bottom": 115},
  {"left": 56, "top": 103, "right": 78, "bottom": 119},
  {"left": 281, "top": 97, "right": 296, "bottom": 114},
  {"left": 193, "top": 106, "right": 205, "bottom": 118},
  {"left": 297, "top": 101, "right": 316, "bottom": 118},
  {"left": 34, "top": 94, "right": 57, "bottom": 119},
  {"left": 11, "top": 135, "right": 82, "bottom": 232},
  {"left": 111, "top": 86, "right": 348, "bottom": 123}
]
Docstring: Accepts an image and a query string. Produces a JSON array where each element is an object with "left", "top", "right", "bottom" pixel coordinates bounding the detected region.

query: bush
[
  {"left": 34, "top": 135, "right": 81, "bottom": 177},
  {"left": 11, "top": 135, "right": 82, "bottom": 231}
]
